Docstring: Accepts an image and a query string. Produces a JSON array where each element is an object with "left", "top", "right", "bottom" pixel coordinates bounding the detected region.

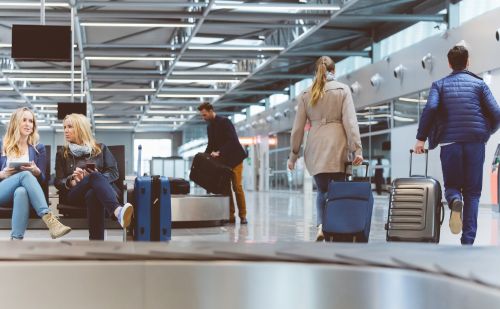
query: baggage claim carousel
[
  {"left": 170, "top": 194, "right": 229, "bottom": 228},
  {"left": 1, "top": 241, "right": 500, "bottom": 309}
]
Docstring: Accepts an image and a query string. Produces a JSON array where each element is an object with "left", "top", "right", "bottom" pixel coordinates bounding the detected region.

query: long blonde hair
[
  {"left": 309, "top": 56, "right": 335, "bottom": 107},
  {"left": 2, "top": 107, "right": 39, "bottom": 157},
  {"left": 63, "top": 113, "right": 101, "bottom": 158}
]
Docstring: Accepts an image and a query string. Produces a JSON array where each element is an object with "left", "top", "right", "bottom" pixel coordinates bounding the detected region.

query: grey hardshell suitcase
[{"left": 385, "top": 150, "right": 444, "bottom": 243}]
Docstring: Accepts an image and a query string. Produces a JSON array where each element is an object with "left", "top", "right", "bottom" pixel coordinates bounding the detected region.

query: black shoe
[
  {"left": 449, "top": 199, "right": 463, "bottom": 235},
  {"left": 240, "top": 218, "right": 248, "bottom": 225}
]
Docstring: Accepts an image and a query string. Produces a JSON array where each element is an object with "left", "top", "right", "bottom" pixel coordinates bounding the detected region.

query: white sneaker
[
  {"left": 117, "top": 203, "right": 134, "bottom": 229},
  {"left": 316, "top": 224, "right": 325, "bottom": 242}
]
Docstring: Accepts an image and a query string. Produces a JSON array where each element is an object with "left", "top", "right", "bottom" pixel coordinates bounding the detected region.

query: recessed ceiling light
[{"left": 85, "top": 56, "right": 174, "bottom": 61}]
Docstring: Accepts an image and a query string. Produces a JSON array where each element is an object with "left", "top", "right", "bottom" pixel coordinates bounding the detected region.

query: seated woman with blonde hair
[
  {"left": 55, "top": 113, "right": 133, "bottom": 240},
  {"left": 0, "top": 107, "right": 71, "bottom": 240}
]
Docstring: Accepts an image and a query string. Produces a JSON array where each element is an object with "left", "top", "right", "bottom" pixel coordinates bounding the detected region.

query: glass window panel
[
  {"left": 394, "top": 92, "right": 420, "bottom": 127},
  {"left": 459, "top": 0, "right": 500, "bottom": 24}
]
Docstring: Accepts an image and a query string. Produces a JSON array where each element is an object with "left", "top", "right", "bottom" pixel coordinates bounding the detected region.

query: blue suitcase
[
  {"left": 134, "top": 176, "right": 171, "bottom": 241},
  {"left": 322, "top": 163, "right": 374, "bottom": 243}
]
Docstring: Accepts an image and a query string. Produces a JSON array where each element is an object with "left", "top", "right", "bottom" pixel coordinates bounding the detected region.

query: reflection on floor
[{"left": 3, "top": 191, "right": 499, "bottom": 245}]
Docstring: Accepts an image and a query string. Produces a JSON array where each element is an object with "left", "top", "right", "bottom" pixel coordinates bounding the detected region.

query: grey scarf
[
  {"left": 68, "top": 143, "right": 91, "bottom": 157},
  {"left": 326, "top": 71, "right": 336, "bottom": 81}
]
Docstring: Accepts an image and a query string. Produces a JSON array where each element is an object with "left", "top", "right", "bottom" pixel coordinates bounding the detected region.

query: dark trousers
[
  {"left": 313, "top": 173, "right": 346, "bottom": 226},
  {"left": 440, "top": 142, "right": 485, "bottom": 245},
  {"left": 67, "top": 172, "right": 120, "bottom": 240}
]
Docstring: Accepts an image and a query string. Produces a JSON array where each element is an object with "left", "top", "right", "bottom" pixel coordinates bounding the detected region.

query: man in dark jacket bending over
[
  {"left": 198, "top": 102, "right": 248, "bottom": 224},
  {"left": 414, "top": 45, "right": 500, "bottom": 245}
]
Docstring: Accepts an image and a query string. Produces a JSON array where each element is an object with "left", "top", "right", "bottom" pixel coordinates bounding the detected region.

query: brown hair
[
  {"left": 197, "top": 102, "right": 214, "bottom": 112},
  {"left": 309, "top": 56, "right": 335, "bottom": 107},
  {"left": 447, "top": 45, "right": 468, "bottom": 71}
]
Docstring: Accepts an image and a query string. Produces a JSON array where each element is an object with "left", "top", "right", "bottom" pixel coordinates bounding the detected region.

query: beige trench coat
[{"left": 289, "top": 80, "right": 362, "bottom": 176}]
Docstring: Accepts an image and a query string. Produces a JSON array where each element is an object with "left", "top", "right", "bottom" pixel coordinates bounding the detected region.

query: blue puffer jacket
[{"left": 417, "top": 70, "right": 500, "bottom": 149}]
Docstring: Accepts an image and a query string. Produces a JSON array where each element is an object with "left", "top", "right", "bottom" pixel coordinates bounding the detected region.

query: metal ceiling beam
[
  {"left": 78, "top": 2, "right": 208, "bottom": 9},
  {"left": 333, "top": 14, "right": 446, "bottom": 22},
  {"left": 135, "top": 0, "right": 215, "bottom": 130},
  {"left": 347, "top": 0, "right": 418, "bottom": 13},
  {"left": 208, "top": 0, "right": 361, "bottom": 112},
  {"left": 293, "top": 33, "right": 366, "bottom": 51},
  {"left": 250, "top": 74, "right": 311, "bottom": 80}
]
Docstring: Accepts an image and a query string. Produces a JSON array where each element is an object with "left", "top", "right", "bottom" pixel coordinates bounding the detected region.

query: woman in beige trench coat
[{"left": 288, "top": 56, "right": 363, "bottom": 241}]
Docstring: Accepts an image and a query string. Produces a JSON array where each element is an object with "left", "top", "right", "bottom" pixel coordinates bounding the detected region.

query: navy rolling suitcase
[
  {"left": 322, "top": 162, "right": 374, "bottom": 243},
  {"left": 134, "top": 176, "right": 171, "bottom": 241},
  {"left": 189, "top": 153, "right": 233, "bottom": 194},
  {"left": 385, "top": 150, "right": 444, "bottom": 243}
]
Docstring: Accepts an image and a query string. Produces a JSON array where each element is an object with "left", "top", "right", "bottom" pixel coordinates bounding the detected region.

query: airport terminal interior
[{"left": 0, "top": 0, "right": 500, "bottom": 308}]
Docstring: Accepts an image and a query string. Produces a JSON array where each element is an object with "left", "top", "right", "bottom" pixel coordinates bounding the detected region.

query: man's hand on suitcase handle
[{"left": 414, "top": 140, "right": 426, "bottom": 154}]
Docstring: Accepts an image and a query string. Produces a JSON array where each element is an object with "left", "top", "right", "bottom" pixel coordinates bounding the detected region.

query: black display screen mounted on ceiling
[
  {"left": 57, "top": 103, "right": 87, "bottom": 120},
  {"left": 12, "top": 25, "right": 71, "bottom": 62}
]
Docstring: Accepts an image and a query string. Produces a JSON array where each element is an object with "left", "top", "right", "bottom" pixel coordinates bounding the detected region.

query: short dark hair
[
  {"left": 197, "top": 102, "right": 214, "bottom": 112},
  {"left": 447, "top": 45, "right": 468, "bottom": 70}
]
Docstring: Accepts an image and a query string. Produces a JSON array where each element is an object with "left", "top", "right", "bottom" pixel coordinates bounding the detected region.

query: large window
[
  {"left": 335, "top": 55, "right": 372, "bottom": 78},
  {"left": 379, "top": 20, "right": 447, "bottom": 59},
  {"left": 134, "top": 139, "right": 172, "bottom": 176},
  {"left": 459, "top": 0, "right": 500, "bottom": 23},
  {"left": 394, "top": 92, "right": 420, "bottom": 127}
]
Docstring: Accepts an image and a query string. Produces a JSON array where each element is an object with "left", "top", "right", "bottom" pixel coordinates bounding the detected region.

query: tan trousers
[{"left": 229, "top": 162, "right": 247, "bottom": 220}]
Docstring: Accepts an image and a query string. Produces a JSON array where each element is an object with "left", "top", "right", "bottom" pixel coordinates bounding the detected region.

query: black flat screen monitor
[
  {"left": 12, "top": 25, "right": 71, "bottom": 62},
  {"left": 57, "top": 103, "right": 86, "bottom": 120}
]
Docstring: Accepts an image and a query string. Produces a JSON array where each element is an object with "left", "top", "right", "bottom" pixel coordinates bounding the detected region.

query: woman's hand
[
  {"left": 0, "top": 167, "right": 16, "bottom": 179},
  {"left": 287, "top": 159, "right": 295, "bottom": 171},
  {"left": 20, "top": 161, "right": 40, "bottom": 176},
  {"left": 352, "top": 155, "right": 364, "bottom": 165},
  {"left": 72, "top": 167, "right": 88, "bottom": 183}
]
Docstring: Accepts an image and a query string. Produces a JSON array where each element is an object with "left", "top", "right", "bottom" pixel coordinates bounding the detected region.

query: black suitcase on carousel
[
  {"left": 134, "top": 176, "right": 171, "bottom": 241},
  {"left": 189, "top": 153, "right": 233, "bottom": 194},
  {"left": 168, "top": 177, "right": 190, "bottom": 195},
  {"left": 385, "top": 150, "right": 444, "bottom": 243}
]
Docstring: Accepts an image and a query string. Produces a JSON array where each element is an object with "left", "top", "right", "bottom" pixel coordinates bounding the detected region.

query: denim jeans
[
  {"left": 66, "top": 172, "right": 121, "bottom": 240},
  {"left": 440, "top": 142, "right": 485, "bottom": 245},
  {"left": 313, "top": 173, "right": 346, "bottom": 226},
  {"left": 0, "top": 171, "right": 50, "bottom": 239}
]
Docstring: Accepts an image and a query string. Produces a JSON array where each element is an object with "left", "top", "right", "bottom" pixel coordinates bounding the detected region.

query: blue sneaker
[{"left": 117, "top": 203, "right": 134, "bottom": 228}]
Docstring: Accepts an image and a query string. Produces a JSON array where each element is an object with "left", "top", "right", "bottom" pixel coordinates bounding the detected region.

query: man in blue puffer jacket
[{"left": 414, "top": 45, "right": 500, "bottom": 245}]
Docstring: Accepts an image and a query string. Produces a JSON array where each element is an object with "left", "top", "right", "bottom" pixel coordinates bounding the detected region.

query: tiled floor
[{"left": 3, "top": 191, "right": 499, "bottom": 245}]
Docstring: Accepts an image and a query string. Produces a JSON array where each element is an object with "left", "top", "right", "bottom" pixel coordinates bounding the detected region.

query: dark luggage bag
[
  {"left": 323, "top": 162, "right": 374, "bottom": 243},
  {"left": 189, "top": 153, "right": 233, "bottom": 194},
  {"left": 169, "top": 177, "right": 190, "bottom": 195},
  {"left": 385, "top": 150, "right": 444, "bottom": 243},
  {"left": 134, "top": 175, "right": 171, "bottom": 241}
]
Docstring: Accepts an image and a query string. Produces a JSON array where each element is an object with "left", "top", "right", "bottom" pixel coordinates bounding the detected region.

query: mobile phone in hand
[{"left": 85, "top": 162, "right": 96, "bottom": 172}]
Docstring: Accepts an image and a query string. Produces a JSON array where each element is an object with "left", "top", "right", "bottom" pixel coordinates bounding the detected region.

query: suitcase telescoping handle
[
  {"left": 343, "top": 161, "right": 369, "bottom": 181},
  {"left": 409, "top": 149, "right": 428, "bottom": 177}
]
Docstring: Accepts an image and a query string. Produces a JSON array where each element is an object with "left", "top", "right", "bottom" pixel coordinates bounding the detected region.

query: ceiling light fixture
[
  {"left": 157, "top": 94, "right": 220, "bottom": 98},
  {"left": 172, "top": 71, "right": 250, "bottom": 76},
  {"left": 91, "top": 88, "right": 155, "bottom": 92},
  {"left": 81, "top": 22, "right": 195, "bottom": 28},
  {"left": 93, "top": 100, "right": 148, "bottom": 104},
  {"left": 24, "top": 93, "right": 84, "bottom": 97},
  {"left": 0, "top": 2, "right": 69, "bottom": 7},
  {"left": 9, "top": 78, "right": 82, "bottom": 82},
  {"left": 164, "top": 79, "right": 239, "bottom": 84},
  {"left": 188, "top": 45, "right": 284, "bottom": 51},
  {"left": 212, "top": 3, "right": 340, "bottom": 11},
  {"left": 2, "top": 69, "right": 82, "bottom": 74},
  {"left": 86, "top": 56, "right": 174, "bottom": 61}
]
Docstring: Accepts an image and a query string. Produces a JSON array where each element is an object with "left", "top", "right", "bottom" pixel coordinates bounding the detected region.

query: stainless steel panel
[
  {"left": 1, "top": 261, "right": 499, "bottom": 309},
  {"left": 171, "top": 195, "right": 229, "bottom": 222}
]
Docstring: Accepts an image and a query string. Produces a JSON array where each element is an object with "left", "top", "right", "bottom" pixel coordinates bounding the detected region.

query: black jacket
[
  {"left": 205, "top": 115, "right": 247, "bottom": 168},
  {"left": 55, "top": 143, "right": 119, "bottom": 193}
]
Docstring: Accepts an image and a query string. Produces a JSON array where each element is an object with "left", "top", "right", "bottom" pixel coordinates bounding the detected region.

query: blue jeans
[
  {"left": 0, "top": 171, "right": 50, "bottom": 239},
  {"left": 66, "top": 172, "right": 120, "bottom": 240},
  {"left": 440, "top": 142, "right": 485, "bottom": 245},
  {"left": 313, "top": 173, "right": 346, "bottom": 226}
]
